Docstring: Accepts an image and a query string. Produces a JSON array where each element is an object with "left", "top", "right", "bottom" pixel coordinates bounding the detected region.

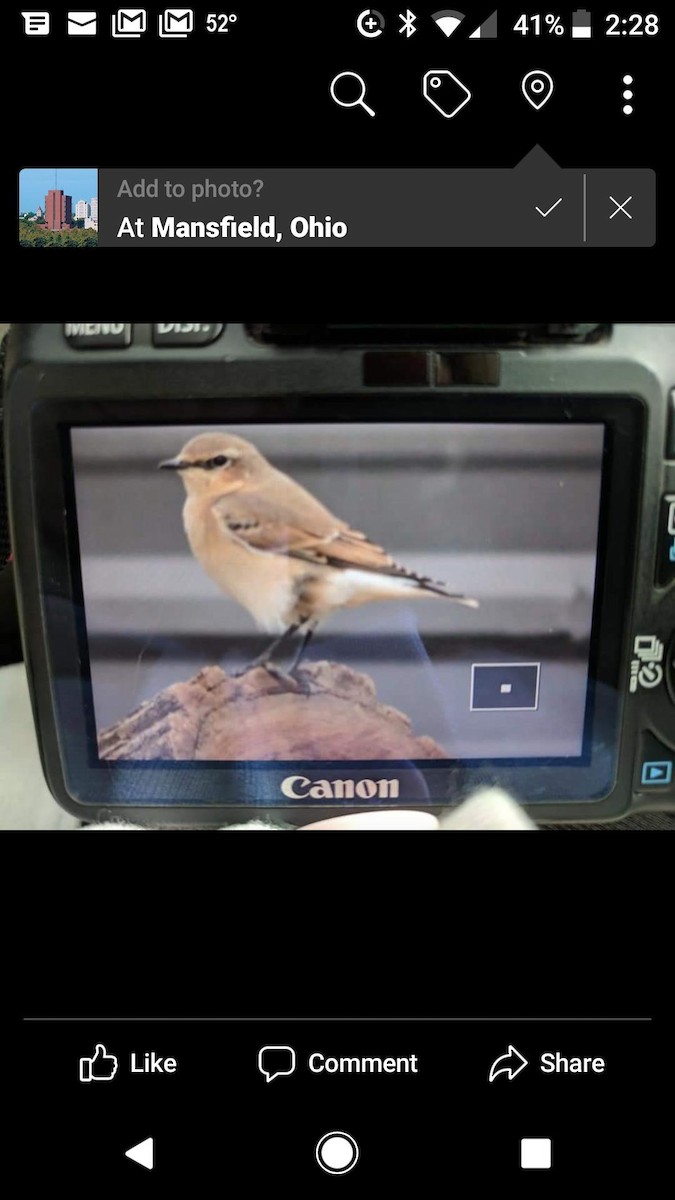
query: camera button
[
  {"left": 656, "top": 494, "right": 675, "bottom": 587},
  {"left": 667, "top": 633, "right": 675, "bottom": 706},
  {"left": 666, "top": 390, "right": 675, "bottom": 460},
  {"left": 635, "top": 732, "right": 675, "bottom": 793},
  {"left": 64, "top": 323, "right": 132, "bottom": 348},
  {"left": 152, "top": 323, "right": 224, "bottom": 346}
]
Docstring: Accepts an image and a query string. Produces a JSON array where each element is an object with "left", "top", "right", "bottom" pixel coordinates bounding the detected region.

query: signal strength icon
[
  {"left": 469, "top": 10, "right": 498, "bottom": 39},
  {"left": 431, "top": 9, "right": 465, "bottom": 38}
]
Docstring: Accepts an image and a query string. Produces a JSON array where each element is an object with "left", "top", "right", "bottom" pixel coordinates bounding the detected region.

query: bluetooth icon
[{"left": 399, "top": 9, "right": 417, "bottom": 37}]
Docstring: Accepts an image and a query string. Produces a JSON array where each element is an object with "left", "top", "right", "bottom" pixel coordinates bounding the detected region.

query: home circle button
[{"left": 315, "top": 1131, "right": 360, "bottom": 1175}]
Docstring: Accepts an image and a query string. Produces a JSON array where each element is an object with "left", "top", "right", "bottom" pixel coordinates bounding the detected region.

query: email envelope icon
[
  {"left": 159, "top": 8, "right": 194, "bottom": 37},
  {"left": 67, "top": 11, "right": 98, "bottom": 35},
  {"left": 112, "top": 9, "right": 147, "bottom": 38}
]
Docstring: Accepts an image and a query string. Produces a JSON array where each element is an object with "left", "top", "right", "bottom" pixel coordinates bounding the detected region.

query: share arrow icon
[{"left": 488, "top": 1045, "right": 529, "bottom": 1082}]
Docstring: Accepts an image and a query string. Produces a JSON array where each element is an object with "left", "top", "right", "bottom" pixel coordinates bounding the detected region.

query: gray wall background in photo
[{"left": 71, "top": 422, "right": 605, "bottom": 758}]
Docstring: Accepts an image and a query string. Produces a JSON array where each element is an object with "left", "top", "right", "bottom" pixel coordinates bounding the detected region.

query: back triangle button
[{"left": 125, "top": 1137, "right": 154, "bottom": 1170}]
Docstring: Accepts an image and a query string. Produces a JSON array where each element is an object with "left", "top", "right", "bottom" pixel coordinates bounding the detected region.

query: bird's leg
[
  {"left": 247, "top": 621, "right": 316, "bottom": 694},
  {"left": 235, "top": 622, "right": 316, "bottom": 692},
  {"left": 245, "top": 623, "right": 300, "bottom": 671},
  {"left": 288, "top": 622, "right": 316, "bottom": 675}
]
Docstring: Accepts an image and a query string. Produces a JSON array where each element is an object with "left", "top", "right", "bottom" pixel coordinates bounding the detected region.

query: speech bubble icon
[{"left": 258, "top": 1045, "right": 296, "bottom": 1083}]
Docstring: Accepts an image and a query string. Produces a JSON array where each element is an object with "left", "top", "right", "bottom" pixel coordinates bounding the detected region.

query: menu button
[{"left": 64, "top": 323, "right": 132, "bottom": 347}]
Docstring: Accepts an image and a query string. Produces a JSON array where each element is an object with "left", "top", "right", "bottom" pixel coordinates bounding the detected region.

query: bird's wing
[
  {"left": 212, "top": 488, "right": 404, "bottom": 573},
  {"left": 211, "top": 477, "right": 477, "bottom": 603}
]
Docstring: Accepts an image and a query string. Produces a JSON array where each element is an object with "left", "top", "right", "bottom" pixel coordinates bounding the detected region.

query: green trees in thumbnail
[{"left": 18, "top": 220, "right": 98, "bottom": 248}]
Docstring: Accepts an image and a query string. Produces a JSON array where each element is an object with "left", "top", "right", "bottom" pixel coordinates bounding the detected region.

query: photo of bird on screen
[{"left": 159, "top": 431, "right": 479, "bottom": 677}]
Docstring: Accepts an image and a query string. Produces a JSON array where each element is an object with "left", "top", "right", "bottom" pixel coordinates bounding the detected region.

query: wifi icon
[{"left": 431, "top": 9, "right": 465, "bottom": 37}]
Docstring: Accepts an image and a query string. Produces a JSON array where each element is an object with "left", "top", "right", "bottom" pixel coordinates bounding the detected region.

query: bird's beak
[{"left": 158, "top": 456, "right": 188, "bottom": 470}]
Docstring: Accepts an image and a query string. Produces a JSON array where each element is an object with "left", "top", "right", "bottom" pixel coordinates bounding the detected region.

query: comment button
[{"left": 257, "top": 1045, "right": 296, "bottom": 1083}]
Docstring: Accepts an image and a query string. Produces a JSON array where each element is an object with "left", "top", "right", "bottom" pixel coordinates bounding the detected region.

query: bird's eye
[{"left": 205, "top": 455, "right": 231, "bottom": 469}]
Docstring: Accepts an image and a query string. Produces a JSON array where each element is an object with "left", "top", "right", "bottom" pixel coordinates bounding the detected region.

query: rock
[{"left": 97, "top": 660, "right": 448, "bottom": 761}]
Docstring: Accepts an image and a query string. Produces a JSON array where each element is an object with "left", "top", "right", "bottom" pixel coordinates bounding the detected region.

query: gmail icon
[
  {"left": 67, "top": 11, "right": 98, "bottom": 35},
  {"left": 111, "top": 8, "right": 147, "bottom": 38},
  {"left": 158, "top": 8, "right": 194, "bottom": 38}
]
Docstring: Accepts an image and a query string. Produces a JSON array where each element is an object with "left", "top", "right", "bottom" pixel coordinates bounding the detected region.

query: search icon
[{"left": 329, "top": 72, "right": 375, "bottom": 117}]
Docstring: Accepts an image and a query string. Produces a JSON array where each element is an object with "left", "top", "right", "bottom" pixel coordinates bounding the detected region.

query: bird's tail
[{"left": 415, "top": 579, "right": 480, "bottom": 607}]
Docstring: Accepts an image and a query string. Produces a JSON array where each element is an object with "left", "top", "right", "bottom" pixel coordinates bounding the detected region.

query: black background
[
  {"left": 24, "top": 1016, "right": 657, "bottom": 1187},
  {"left": 8, "top": 844, "right": 670, "bottom": 1187},
  {"left": 6, "top": 1, "right": 672, "bottom": 316}
]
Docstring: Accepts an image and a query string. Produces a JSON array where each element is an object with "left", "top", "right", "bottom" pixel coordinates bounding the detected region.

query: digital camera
[{"left": 4, "top": 323, "right": 674, "bottom": 825}]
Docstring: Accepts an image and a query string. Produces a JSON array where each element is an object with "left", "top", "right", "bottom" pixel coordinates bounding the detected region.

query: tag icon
[{"left": 422, "top": 70, "right": 472, "bottom": 118}]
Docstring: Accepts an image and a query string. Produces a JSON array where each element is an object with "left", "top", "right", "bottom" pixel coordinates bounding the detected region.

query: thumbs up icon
[{"left": 79, "top": 1043, "right": 119, "bottom": 1082}]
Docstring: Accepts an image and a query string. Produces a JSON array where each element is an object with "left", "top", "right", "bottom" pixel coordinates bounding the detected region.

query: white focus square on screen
[{"left": 520, "top": 1138, "right": 552, "bottom": 1169}]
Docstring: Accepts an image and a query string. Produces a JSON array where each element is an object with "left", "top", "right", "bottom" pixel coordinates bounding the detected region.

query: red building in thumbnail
[{"left": 45, "top": 189, "right": 73, "bottom": 231}]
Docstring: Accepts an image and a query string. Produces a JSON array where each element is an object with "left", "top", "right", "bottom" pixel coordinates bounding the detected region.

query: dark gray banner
[{"left": 98, "top": 149, "right": 655, "bottom": 249}]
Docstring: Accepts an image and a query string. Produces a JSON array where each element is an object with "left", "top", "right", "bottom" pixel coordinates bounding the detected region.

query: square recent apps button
[{"left": 520, "top": 1138, "right": 552, "bottom": 1170}]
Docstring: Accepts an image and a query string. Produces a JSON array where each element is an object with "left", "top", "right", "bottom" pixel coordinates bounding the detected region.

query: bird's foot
[
  {"left": 263, "top": 663, "right": 312, "bottom": 694},
  {"left": 289, "top": 664, "right": 314, "bottom": 694},
  {"left": 231, "top": 660, "right": 311, "bottom": 693}
]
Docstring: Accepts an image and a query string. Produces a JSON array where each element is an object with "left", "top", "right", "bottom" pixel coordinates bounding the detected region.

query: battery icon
[{"left": 571, "top": 9, "right": 592, "bottom": 38}]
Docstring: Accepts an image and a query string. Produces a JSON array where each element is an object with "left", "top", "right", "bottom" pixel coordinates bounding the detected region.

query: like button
[{"left": 79, "top": 1043, "right": 118, "bottom": 1082}]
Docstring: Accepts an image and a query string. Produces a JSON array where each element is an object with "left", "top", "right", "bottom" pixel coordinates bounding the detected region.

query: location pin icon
[{"left": 522, "top": 70, "right": 554, "bottom": 110}]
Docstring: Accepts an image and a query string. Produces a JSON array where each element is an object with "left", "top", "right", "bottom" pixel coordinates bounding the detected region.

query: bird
[{"left": 159, "top": 431, "right": 478, "bottom": 675}]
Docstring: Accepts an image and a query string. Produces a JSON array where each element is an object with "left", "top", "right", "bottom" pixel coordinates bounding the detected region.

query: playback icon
[{"left": 640, "top": 761, "right": 673, "bottom": 786}]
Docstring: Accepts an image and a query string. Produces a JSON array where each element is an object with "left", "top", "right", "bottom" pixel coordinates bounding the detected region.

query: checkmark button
[{"left": 535, "top": 197, "right": 563, "bottom": 218}]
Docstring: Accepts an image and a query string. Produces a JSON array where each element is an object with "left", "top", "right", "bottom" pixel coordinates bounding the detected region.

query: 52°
[{"left": 206, "top": 12, "right": 238, "bottom": 33}]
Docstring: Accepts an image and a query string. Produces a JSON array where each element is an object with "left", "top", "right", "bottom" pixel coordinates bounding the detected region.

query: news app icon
[
  {"left": 111, "top": 8, "right": 146, "bottom": 38},
  {"left": 158, "top": 8, "right": 194, "bottom": 37},
  {"left": 21, "top": 11, "right": 51, "bottom": 34}
]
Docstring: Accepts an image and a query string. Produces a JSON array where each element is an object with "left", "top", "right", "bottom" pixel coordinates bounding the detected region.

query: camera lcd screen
[{"left": 68, "top": 422, "right": 605, "bottom": 771}]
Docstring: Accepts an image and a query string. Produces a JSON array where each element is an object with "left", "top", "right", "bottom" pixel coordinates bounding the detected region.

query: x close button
[
  {"left": 609, "top": 195, "right": 632, "bottom": 220},
  {"left": 585, "top": 170, "right": 655, "bottom": 246}
]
